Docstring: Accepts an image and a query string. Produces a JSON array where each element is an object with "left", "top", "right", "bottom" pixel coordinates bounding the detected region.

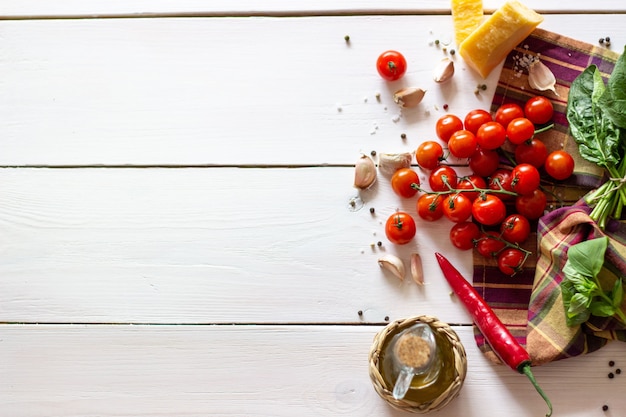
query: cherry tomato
[
  {"left": 429, "top": 166, "right": 458, "bottom": 192},
  {"left": 443, "top": 193, "right": 473, "bottom": 223},
  {"left": 515, "top": 188, "right": 547, "bottom": 220},
  {"left": 515, "top": 138, "right": 548, "bottom": 168},
  {"left": 500, "top": 213, "right": 531, "bottom": 244},
  {"left": 472, "top": 194, "right": 506, "bottom": 226},
  {"left": 449, "top": 221, "right": 481, "bottom": 250},
  {"left": 415, "top": 141, "right": 444, "bottom": 170},
  {"left": 376, "top": 50, "right": 407, "bottom": 81},
  {"left": 488, "top": 168, "right": 514, "bottom": 200},
  {"left": 497, "top": 248, "right": 526, "bottom": 275},
  {"left": 476, "top": 231, "right": 506, "bottom": 258},
  {"left": 524, "top": 96, "right": 554, "bottom": 125},
  {"left": 456, "top": 175, "right": 486, "bottom": 201},
  {"left": 495, "top": 103, "right": 524, "bottom": 129},
  {"left": 506, "top": 117, "right": 535, "bottom": 145},
  {"left": 511, "top": 163, "right": 540, "bottom": 196},
  {"left": 417, "top": 193, "right": 444, "bottom": 221},
  {"left": 469, "top": 147, "right": 500, "bottom": 177},
  {"left": 391, "top": 168, "right": 420, "bottom": 198},
  {"left": 544, "top": 150, "right": 575, "bottom": 180},
  {"left": 385, "top": 211, "right": 416, "bottom": 245},
  {"left": 464, "top": 109, "right": 492, "bottom": 135},
  {"left": 448, "top": 129, "right": 478, "bottom": 158},
  {"left": 476, "top": 121, "right": 506, "bottom": 150},
  {"left": 435, "top": 114, "right": 463, "bottom": 143}
]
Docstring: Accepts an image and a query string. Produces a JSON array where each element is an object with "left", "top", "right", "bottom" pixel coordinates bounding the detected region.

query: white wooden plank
[
  {"left": 0, "top": 0, "right": 624, "bottom": 18},
  {"left": 2, "top": 324, "right": 625, "bottom": 417},
  {"left": 0, "top": 167, "right": 475, "bottom": 324},
  {"left": 0, "top": 15, "right": 624, "bottom": 166}
]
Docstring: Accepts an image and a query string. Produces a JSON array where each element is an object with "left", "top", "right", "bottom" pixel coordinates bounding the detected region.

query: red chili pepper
[{"left": 435, "top": 252, "right": 552, "bottom": 417}]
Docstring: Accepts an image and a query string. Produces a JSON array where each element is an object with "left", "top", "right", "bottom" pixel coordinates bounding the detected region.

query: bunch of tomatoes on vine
[{"left": 384, "top": 95, "right": 575, "bottom": 275}]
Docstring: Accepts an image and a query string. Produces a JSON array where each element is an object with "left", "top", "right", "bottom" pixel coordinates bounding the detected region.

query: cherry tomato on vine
[
  {"left": 511, "top": 163, "right": 540, "bottom": 196},
  {"left": 376, "top": 50, "right": 407, "bottom": 81},
  {"left": 385, "top": 211, "right": 416, "bottom": 245},
  {"left": 476, "top": 231, "right": 506, "bottom": 258},
  {"left": 415, "top": 141, "right": 444, "bottom": 170},
  {"left": 450, "top": 221, "right": 481, "bottom": 250},
  {"left": 476, "top": 121, "right": 506, "bottom": 150},
  {"left": 524, "top": 96, "right": 554, "bottom": 125},
  {"left": 448, "top": 129, "right": 477, "bottom": 158},
  {"left": 469, "top": 147, "right": 500, "bottom": 177},
  {"left": 497, "top": 248, "right": 526, "bottom": 275},
  {"left": 544, "top": 150, "right": 575, "bottom": 180},
  {"left": 472, "top": 194, "right": 506, "bottom": 226},
  {"left": 500, "top": 213, "right": 531, "bottom": 244},
  {"left": 464, "top": 109, "right": 492, "bottom": 134},
  {"left": 495, "top": 103, "right": 524, "bottom": 129},
  {"left": 391, "top": 168, "right": 420, "bottom": 198},
  {"left": 515, "top": 138, "right": 548, "bottom": 168},
  {"left": 488, "top": 168, "right": 514, "bottom": 199},
  {"left": 429, "top": 165, "right": 458, "bottom": 192},
  {"left": 435, "top": 114, "right": 463, "bottom": 143},
  {"left": 417, "top": 193, "right": 444, "bottom": 221},
  {"left": 506, "top": 117, "right": 535, "bottom": 145},
  {"left": 515, "top": 188, "right": 547, "bottom": 220},
  {"left": 443, "top": 193, "right": 473, "bottom": 223},
  {"left": 456, "top": 175, "right": 486, "bottom": 201}
]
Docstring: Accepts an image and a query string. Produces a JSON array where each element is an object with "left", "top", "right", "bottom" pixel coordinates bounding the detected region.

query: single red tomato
[
  {"left": 391, "top": 168, "right": 420, "bottom": 198},
  {"left": 488, "top": 168, "right": 514, "bottom": 199},
  {"left": 464, "top": 109, "right": 492, "bottom": 135},
  {"left": 385, "top": 211, "right": 416, "bottom": 245},
  {"left": 450, "top": 221, "right": 481, "bottom": 250},
  {"left": 376, "top": 50, "right": 407, "bottom": 81},
  {"left": 506, "top": 117, "right": 536, "bottom": 145},
  {"left": 511, "top": 163, "right": 541, "bottom": 196},
  {"left": 476, "top": 231, "right": 506, "bottom": 258},
  {"left": 515, "top": 138, "right": 548, "bottom": 168},
  {"left": 469, "top": 147, "right": 500, "bottom": 177},
  {"left": 456, "top": 175, "right": 486, "bottom": 201},
  {"left": 524, "top": 96, "right": 554, "bottom": 125},
  {"left": 476, "top": 121, "right": 506, "bottom": 150},
  {"left": 417, "top": 193, "right": 444, "bottom": 221},
  {"left": 544, "top": 150, "right": 575, "bottom": 180},
  {"left": 429, "top": 165, "right": 458, "bottom": 192},
  {"left": 472, "top": 194, "right": 506, "bottom": 226},
  {"left": 448, "top": 129, "right": 478, "bottom": 158},
  {"left": 497, "top": 248, "right": 526, "bottom": 275},
  {"left": 500, "top": 213, "right": 531, "bottom": 244},
  {"left": 435, "top": 114, "right": 463, "bottom": 143},
  {"left": 443, "top": 193, "right": 473, "bottom": 223},
  {"left": 495, "top": 103, "right": 524, "bottom": 129},
  {"left": 415, "top": 141, "right": 444, "bottom": 170},
  {"left": 515, "top": 188, "right": 547, "bottom": 220}
]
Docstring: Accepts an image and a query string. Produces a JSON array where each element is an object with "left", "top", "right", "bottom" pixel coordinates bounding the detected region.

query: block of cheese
[
  {"left": 459, "top": 0, "right": 543, "bottom": 78},
  {"left": 451, "top": 0, "right": 484, "bottom": 46}
]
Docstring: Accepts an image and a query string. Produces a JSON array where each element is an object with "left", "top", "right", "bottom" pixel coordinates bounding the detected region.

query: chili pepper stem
[{"left": 520, "top": 364, "right": 553, "bottom": 417}]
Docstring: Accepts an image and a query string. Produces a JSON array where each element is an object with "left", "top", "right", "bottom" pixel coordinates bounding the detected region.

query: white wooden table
[{"left": 2, "top": 2, "right": 625, "bottom": 416}]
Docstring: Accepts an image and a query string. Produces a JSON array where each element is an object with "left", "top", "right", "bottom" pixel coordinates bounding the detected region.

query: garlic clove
[
  {"left": 410, "top": 253, "right": 424, "bottom": 285},
  {"left": 378, "top": 152, "right": 413, "bottom": 176},
  {"left": 354, "top": 154, "right": 377, "bottom": 189},
  {"left": 433, "top": 58, "right": 455, "bottom": 83},
  {"left": 378, "top": 254, "right": 405, "bottom": 281},
  {"left": 528, "top": 59, "right": 558, "bottom": 95},
  {"left": 393, "top": 87, "right": 426, "bottom": 108}
]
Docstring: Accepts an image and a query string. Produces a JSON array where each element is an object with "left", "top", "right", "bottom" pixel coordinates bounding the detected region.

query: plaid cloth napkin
[{"left": 472, "top": 28, "right": 623, "bottom": 366}]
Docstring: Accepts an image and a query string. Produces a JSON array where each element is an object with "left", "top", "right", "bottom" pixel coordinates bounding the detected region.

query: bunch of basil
[{"left": 567, "top": 46, "right": 626, "bottom": 230}]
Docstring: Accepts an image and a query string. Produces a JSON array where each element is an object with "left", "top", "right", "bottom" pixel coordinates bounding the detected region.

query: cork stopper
[{"left": 394, "top": 332, "right": 432, "bottom": 369}]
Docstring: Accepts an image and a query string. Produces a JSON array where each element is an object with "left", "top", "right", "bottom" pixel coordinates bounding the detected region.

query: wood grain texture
[
  {"left": 0, "top": 15, "right": 624, "bottom": 166},
  {"left": 2, "top": 324, "right": 625, "bottom": 417}
]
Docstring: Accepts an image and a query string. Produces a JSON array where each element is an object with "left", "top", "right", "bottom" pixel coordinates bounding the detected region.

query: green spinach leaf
[{"left": 599, "top": 46, "right": 626, "bottom": 129}]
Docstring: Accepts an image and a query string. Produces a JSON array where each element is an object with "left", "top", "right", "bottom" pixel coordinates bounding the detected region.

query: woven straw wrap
[{"left": 368, "top": 316, "right": 467, "bottom": 413}]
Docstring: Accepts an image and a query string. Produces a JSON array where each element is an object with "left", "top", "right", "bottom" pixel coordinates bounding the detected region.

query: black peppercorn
[
  {"left": 608, "top": 372, "right": 615, "bottom": 379},
  {"left": 603, "top": 404, "right": 609, "bottom": 411},
  {"left": 369, "top": 207, "right": 375, "bottom": 214},
  {"left": 384, "top": 316, "right": 390, "bottom": 321},
  {"left": 400, "top": 133, "right": 407, "bottom": 139},
  {"left": 377, "top": 241, "right": 382, "bottom": 247},
  {"left": 371, "top": 150, "right": 377, "bottom": 157},
  {"left": 605, "top": 36, "right": 611, "bottom": 42},
  {"left": 609, "top": 360, "right": 615, "bottom": 367},
  {"left": 616, "top": 368, "right": 622, "bottom": 374},
  {"left": 358, "top": 310, "right": 363, "bottom": 316},
  {"left": 599, "top": 37, "right": 605, "bottom": 44}
]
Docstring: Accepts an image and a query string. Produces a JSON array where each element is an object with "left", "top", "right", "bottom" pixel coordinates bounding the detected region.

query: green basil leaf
[
  {"left": 565, "top": 237, "right": 609, "bottom": 278},
  {"left": 589, "top": 301, "right": 616, "bottom": 317},
  {"left": 613, "top": 278, "right": 624, "bottom": 308},
  {"left": 600, "top": 46, "right": 626, "bottom": 129},
  {"left": 569, "top": 293, "right": 591, "bottom": 314}
]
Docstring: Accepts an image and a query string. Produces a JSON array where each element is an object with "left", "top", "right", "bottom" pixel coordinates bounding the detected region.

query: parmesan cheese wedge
[
  {"left": 451, "top": 0, "right": 484, "bottom": 46},
  {"left": 459, "top": 0, "right": 543, "bottom": 78}
]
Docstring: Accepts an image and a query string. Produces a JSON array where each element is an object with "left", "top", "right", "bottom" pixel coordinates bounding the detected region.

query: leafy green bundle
[{"left": 567, "top": 46, "right": 626, "bottom": 230}]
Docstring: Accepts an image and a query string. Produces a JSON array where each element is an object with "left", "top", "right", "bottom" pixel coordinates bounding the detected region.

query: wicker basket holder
[{"left": 368, "top": 315, "right": 467, "bottom": 413}]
